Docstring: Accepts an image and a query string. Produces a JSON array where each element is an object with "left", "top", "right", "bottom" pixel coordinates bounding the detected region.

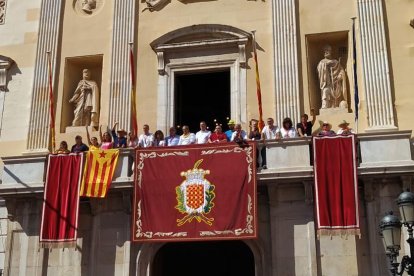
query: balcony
[{"left": 1, "top": 130, "right": 413, "bottom": 195}]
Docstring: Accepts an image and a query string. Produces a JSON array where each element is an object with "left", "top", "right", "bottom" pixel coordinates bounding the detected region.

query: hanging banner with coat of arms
[{"left": 133, "top": 143, "right": 257, "bottom": 242}]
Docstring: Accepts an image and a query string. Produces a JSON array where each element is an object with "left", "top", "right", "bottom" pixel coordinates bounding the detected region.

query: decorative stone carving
[
  {"left": 410, "top": 19, "right": 414, "bottom": 29},
  {"left": 69, "top": 69, "right": 100, "bottom": 128},
  {"left": 144, "top": 0, "right": 169, "bottom": 11},
  {"left": 0, "top": 0, "right": 6, "bottom": 25},
  {"left": 81, "top": 0, "right": 96, "bottom": 13},
  {"left": 317, "top": 45, "right": 348, "bottom": 110},
  {"left": 0, "top": 55, "right": 14, "bottom": 92},
  {"left": 74, "top": 0, "right": 103, "bottom": 16}
]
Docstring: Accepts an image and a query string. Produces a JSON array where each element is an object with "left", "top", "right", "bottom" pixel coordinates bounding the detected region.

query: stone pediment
[
  {"left": 151, "top": 24, "right": 251, "bottom": 74},
  {"left": 150, "top": 24, "right": 251, "bottom": 51}
]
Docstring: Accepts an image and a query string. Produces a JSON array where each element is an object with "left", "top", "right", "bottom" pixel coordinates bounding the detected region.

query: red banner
[
  {"left": 133, "top": 143, "right": 257, "bottom": 242},
  {"left": 313, "top": 135, "right": 360, "bottom": 237},
  {"left": 40, "top": 154, "right": 83, "bottom": 248}
]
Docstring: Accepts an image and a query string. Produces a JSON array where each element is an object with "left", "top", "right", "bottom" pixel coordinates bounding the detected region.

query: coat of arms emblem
[{"left": 175, "top": 159, "right": 215, "bottom": 226}]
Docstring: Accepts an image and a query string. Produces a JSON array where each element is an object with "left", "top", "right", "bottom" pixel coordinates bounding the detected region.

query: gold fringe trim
[
  {"left": 317, "top": 229, "right": 361, "bottom": 240},
  {"left": 40, "top": 241, "right": 77, "bottom": 249}
]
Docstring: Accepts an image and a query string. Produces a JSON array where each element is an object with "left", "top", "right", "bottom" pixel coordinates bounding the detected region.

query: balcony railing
[{"left": 1, "top": 131, "right": 413, "bottom": 195}]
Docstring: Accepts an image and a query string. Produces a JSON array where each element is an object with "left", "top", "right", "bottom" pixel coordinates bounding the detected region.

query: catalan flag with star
[{"left": 80, "top": 149, "right": 119, "bottom": 198}]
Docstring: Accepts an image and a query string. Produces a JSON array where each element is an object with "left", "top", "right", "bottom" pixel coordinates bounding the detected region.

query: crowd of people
[{"left": 56, "top": 112, "right": 356, "bottom": 161}]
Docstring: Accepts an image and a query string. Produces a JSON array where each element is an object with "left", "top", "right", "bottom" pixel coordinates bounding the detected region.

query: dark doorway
[
  {"left": 174, "top": 70, "right": 231, "bottom": 134},
  {"left": 152, "top": 241, "right": 255, "bottom": 276}
]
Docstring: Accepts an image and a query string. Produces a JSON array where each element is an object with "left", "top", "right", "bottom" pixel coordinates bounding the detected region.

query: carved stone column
[
  {"left": 108, "top": 0, "right": 137, "bottom": 131},
  {"left": 271, "top": 0, "right": 301, "bottom": 126},
  {"left": 25, "top": 0, "right": 63, "bottom": 152},
  {"left": 357, "top": 0, "right": 397, "bottom": 130}
]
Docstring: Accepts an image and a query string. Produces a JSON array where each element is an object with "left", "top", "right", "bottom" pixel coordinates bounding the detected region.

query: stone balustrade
[{"left": 1, "top": 131, "right": 413, "bottom": 195}]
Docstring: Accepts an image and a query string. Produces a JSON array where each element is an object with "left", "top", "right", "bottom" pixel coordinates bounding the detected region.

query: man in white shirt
[
  {"left": 260, "top": 118, "right": 279, "bottom": 169},
  {"left": 178, "top": 125, "right": 196, "bottom": 145},
  {"left": 138, "top": 124, "right": 154, "bottom": 148},
  {"left": 195, "top": 121, "right": 211, "bottom": 144},
  {"left": 261, "top": 118, "right": 279, "bottom": 141},
  {"left": 337, "top": 120, "right": 356, "bottom": 135}
]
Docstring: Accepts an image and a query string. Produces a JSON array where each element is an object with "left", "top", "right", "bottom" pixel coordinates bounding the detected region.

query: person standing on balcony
[
  {"left": 56, "top": 141, "right": 70, "bottom": 154},
  {"left": 154, "top": 130, "right": 166, "bottom": 147},
  {"left": 297, "top": 109, "right": 316, "bottom": 137},
  {"left": 178, "top": 125, "right": 196, "bottom": 145},
  {"left": 165, "top": 127, "right": 180, "bottom": 146},
  {"left": 230, "top": 123, "right": 247, "bottom": 141},
  {"left": 225, "top": 119, "right": 236, "bottom": 141},
  {"left": 71, "top": 135, "right": 89, "bottom": 153},
  {"left": 337, "top": 120, "right": 355, "bottom": 135},
  {"left": 318, "top": 121, "right": 336, "bottom": 136},
  {"left": 85, "top": 126, "right": 100, "bottom": 150},
  {"left": 248, "top": 119, "right": 265, "bottom": 168},
  {"left": 195, "top": 121, "right": 211, "bottom": 144},
  {"left": 99, "top": 125, "right": 113, "bottom": 150},
  {"left": 280, "top": 117, "right": 297, "bottom": 138},
  {"left": 209, "top": 125, "right": 227, "bottom": 143},
  {"left": 138, "top": 124, "right": 154, "bottom": 148},
  {"left": 111, "top": 122, "right": 127, "bottom": 148},
  {"left": 261, "top": 118, "right": 279, "bottom": 169}
]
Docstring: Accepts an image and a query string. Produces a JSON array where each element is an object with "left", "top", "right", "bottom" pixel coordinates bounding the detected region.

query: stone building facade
[{"left": 0, "top": 0, "right": 414, "bottom": 275}]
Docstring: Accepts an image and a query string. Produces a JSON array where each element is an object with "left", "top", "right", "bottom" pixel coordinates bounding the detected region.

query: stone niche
[
  {"left": 305, "top": 31, "right": 350, "bottom": 116},
  {"left": 61, "top": 55, "right": 103, "bottom": 133}
]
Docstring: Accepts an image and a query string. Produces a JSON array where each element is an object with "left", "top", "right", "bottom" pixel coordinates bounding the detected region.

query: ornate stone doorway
[
  {"left": 151, "top": 24, "right": 250, "bottom": 133},
  {"left": 152, "top": 241, "right": 255, "bottom": 276},
  {"left": 174, "top": 70, "right": 231, "bottom": 134}
]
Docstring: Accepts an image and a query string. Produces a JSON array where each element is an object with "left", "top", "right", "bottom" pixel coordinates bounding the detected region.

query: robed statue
[
  {"left": 317, "top": 45, "right": 348, "bottom": 109},
  {"left": 69, "top": 69, "right": 100, "bottom": 128}
]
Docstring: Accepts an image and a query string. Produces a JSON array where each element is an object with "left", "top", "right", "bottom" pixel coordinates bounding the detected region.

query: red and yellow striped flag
[
  {"left": 252, "top": 31, "right": 264, "bottom": 132},
  {"left": 80, "top": 149, "right": 119, "bottom": 198},
  {"left": 129, "top": 45, "right": 138, "bottom": 137}
]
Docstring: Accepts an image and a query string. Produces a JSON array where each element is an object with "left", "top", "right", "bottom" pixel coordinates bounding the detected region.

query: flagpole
[
  {"left": 46, "top": 51, "right": 56, "bottom": 152},
  {"left": 129, "top": 42, "right": 138, "bottom": 138},
  {"left": 351, "top": 17, "right": 359, "bottom": 134},
  {"left": 251, "top": 30, "right": 265, "bottom": 132}
]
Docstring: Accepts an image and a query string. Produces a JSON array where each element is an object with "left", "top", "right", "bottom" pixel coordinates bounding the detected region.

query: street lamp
[{"left": 379, "top": 191, "right": 414, "bottom": 275}]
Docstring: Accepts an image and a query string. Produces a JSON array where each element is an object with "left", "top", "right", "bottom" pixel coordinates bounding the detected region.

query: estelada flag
[
  {"left": 133, "top": 143, "right": 257, "bottom": 242},
  {"left": 40, "top": 154, "right": 83, "bottom": 248},
  {"left": 80, "top": 149, "right": 119, "bottom": 198}
]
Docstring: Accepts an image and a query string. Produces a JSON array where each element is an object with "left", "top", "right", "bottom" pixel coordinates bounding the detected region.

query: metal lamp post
[{"left": 380, "top": 191, "right": 414, "bottom": 275}]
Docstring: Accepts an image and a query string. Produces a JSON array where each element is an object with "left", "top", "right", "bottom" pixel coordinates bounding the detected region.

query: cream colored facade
[{"left": 0, "top": 0, "right": 414, "bottom": 275}]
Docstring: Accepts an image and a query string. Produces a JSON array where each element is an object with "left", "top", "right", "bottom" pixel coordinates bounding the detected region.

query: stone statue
[
  {"left": 69, "top": 69, "right": 100, "bottom": 128},
  {"left": 81, "top": 0, "right": 96, "bottom": 14},
  {"left": 317, "top": 45, "right": 348, "bottom": 109}
]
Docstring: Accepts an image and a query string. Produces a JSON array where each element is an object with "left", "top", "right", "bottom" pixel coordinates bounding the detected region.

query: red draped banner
[
  {"left": 133, "top": 143, "right": 257, "bottom": 242},
  {"left": 40, "top": 154, "right": 83, "bottom": 248},
  {"left": 313, "top": 135, "right": 360, "bottom": 237}
]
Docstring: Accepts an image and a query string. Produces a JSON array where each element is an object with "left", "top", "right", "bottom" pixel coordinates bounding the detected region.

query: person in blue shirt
[
  {"left": 165, "top": 127, "right": 180, "bottom": 146},
  {"left": 225, "top": 119, "right": 235, "bottom": 141},
  {"left": 111, "top": 122, "right": 128, "bottom": 148},
  {"left": 71, "top": 135, "right": 89, "bottom": 153}
]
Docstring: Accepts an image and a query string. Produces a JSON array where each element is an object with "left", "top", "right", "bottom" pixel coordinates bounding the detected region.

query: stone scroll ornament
[
  {"left": 0, "top": 0, "right": 6, "bottom": 25},
  {"left": 144, "top": 0, "right": 169, "bottom": 11}
]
